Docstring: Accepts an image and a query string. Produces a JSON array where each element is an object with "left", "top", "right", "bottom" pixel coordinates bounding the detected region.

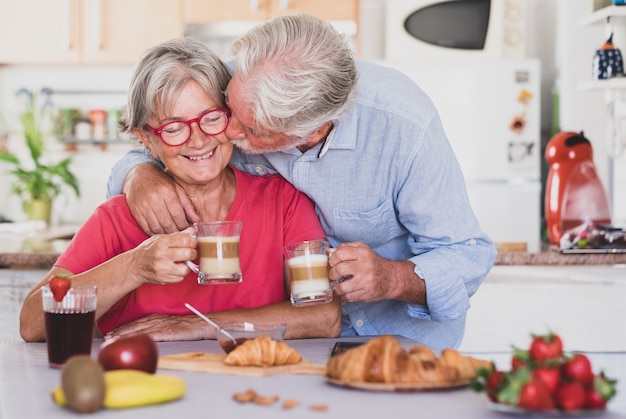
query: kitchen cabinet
[
  {"left": 183, "top": 0, "right": 265, "bottom": 21},
  {"left": 267, "top": 0, "right": 357, "bottom": 20},
  {"left": 0, "top": 0, "right": 183, "bottom": 65},
  {"left": 460, "top": 265, "right": 626, "bottom": 352},
  {"left": 182, "top": 0, "right": 359, "bottom": 23},
  {"left": 0, "top": 0, "right": 80, "bottom": 64},
  {"left": 182, "top": 0, "right": 360, "bottom": 56},
  {"left": 0, "top": 269, "right": 47, "bottom": 341}
]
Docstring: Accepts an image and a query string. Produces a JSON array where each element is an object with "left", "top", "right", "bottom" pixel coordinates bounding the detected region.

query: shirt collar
[
  {"left": 318, "top": 126, "right": 335, "bottom": 158},
  {"left": 316, "top": 111, "right": 359, "bottom": 158}
]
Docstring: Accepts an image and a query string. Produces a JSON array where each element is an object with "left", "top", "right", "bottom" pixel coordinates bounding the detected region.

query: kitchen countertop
[
  {"left": 2, "top": 225, "right": 626, "bottom": 268},
  {"left": 2, "top": 338, "right": 626, "bottom": 418},
  {"left": 7, "top": 249, "right": 626, "bottom": 269},
  {"left": 0, "top": 224, "right": 75, "bottom": 269},
  {"left": 494, "top": 249, "right": 626, "bottom": 265}
]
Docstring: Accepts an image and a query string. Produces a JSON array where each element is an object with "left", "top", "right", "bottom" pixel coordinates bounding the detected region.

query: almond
[
  {"left": 282, "top": 399, "right": 300, "bottom": 409},
  {"left": 232, "top": 389, "right": 257, "bottom": 403},
  {"left": 309, "top": 403, "right": 329, "bottom": 411},
  {"left": 253, "top": 394, "right": 279, "bottom": 406}
]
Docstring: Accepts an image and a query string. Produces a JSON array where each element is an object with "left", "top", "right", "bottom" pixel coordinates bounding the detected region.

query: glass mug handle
[
  {"left": 187, "top": 222, "right": 243, "bottom": 285},
  {"left": 186, "top": 260, "right": 208, "bottom": 283},
  {"left": 326, "top": 248, "right": 353, "bottom": 288},
  {"left": 186, "top": 226, "right": 211, "bottom": 283}
]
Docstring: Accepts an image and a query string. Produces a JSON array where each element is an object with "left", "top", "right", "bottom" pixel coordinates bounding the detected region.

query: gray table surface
[{"left": 1, "top": 336, "right": 625, "bottom": 418}]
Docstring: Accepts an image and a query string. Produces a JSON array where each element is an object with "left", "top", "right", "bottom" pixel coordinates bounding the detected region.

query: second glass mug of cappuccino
[{"left": 283, "top": 238, "right": 333, "bottom": 307}]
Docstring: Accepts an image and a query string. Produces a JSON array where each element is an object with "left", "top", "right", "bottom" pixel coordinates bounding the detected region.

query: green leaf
[
  {"left": 0, "top": 151, "right": 20, "bottom": 165},
  {"left": 470, "top": 380, "right": 486, "bottom": 393},
  {"left": 595, "top": 371, "right": 618, "bottom": 401},
  {"left": 470, "top": 367, "right": 492, "bottom": 393},
  {"left": 497, "top": 367, "right": 531, "bottom": 405},
  {"left": 0, "top": 90, "right": 81, "bottom": 203}
]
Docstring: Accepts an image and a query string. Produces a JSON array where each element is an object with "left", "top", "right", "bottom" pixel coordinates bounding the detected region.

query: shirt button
[
  {"left": 469, "top": 238, "right": 477, "bottom": 245},
  {"left": 254, "top": 166, "right": 263, "bottom": 174},
  {"left": 355, "top": 320, "right": 364, "bottom": 328}
]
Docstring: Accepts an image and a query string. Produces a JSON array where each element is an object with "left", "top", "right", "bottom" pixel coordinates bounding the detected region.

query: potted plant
[{"left": 0, "top": 88, "right": 80, "bottom": 223}]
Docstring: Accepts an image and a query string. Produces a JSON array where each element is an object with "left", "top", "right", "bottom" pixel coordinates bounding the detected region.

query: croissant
[
  {"left": 411, "top": 357, "right": 460, "bottom": 383},
  {"left": 438, "top": 348, "right": 494, "bottom": 381},
  {"left": 223, "top": 335, "right": 302, "bottom": 367},
  {"left": 408, "top": 343, "right": 437, "bottom": 363},
  {"left": 326, "top": 335, "right": 489, "bottom": 384},
  {"left": 327, "top": 336, "right": 424, "bottom": 383},
  {"left": 342, "top": 335, "right": 419, "bottom": 383}
]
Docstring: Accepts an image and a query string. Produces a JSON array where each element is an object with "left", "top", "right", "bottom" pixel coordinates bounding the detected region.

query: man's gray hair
[{"left": 230, "top": 14, "right": 358, "bottom": 139}]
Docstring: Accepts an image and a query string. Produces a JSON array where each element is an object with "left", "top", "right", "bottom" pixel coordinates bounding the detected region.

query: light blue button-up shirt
[{"left": 107, "top": 61, "right": 497, "bottom": 349}]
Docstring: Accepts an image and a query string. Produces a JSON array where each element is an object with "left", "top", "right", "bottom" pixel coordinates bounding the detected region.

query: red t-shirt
[{"left": 56, "top": 168, "right": 324, "bottom": 334}]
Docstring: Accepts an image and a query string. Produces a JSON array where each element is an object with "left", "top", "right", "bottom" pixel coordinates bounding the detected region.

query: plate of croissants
[{"left": 325, "top": 335, "right": 493, "bottom": 392}]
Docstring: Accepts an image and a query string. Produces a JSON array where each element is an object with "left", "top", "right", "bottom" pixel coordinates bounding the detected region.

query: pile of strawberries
[{"left": 472, "top": 332, "right": 617, "bottom": 412}]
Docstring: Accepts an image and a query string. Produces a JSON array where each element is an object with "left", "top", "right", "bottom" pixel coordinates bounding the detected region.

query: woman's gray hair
[
  {"left": 230, "top": 14, "right": 358, "bottom": 139},
  {"left": 119, "top": 37, "right": 231, "bottom": 137}
]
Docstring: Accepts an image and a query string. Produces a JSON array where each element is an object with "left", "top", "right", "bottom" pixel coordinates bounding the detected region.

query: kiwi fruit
[{"left": 61, "top": 355, "right": 106, "bottom": 413}]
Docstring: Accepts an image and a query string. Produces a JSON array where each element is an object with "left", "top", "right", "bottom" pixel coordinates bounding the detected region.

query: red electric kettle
[{"left": 544, "top": 131, "right": 612, "bottom": 245}]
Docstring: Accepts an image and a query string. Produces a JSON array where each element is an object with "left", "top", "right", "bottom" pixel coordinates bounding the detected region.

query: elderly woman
[{"left": 19, "top": 37, "right": 341, "bottom": 342}]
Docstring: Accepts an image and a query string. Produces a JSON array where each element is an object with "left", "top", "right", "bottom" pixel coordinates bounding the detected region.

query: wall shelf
[
  {"left": 580, "top": 5, "right": 626, "bottom": 26},
  {"left": 579, "top": 77, "right": 626, "bottom": 90},
  {"left": 579, "top": 6, "right": 626, "bottom": 92},
  {"left": 579, "top": 5, "right": 626, "bottom": 216},
  {"left": 47, "top": 89, "right": 127, "bottom": 95},
  {"left": 59, "top": 137, "right": 129, "bottom": 145}
]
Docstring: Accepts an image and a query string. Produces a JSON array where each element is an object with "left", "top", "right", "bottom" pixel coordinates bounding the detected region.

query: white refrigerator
[{"left": 378, "top": 59, "right": 542, "bottom": 252}]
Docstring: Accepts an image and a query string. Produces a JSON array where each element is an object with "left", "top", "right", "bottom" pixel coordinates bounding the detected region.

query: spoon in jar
[{"left": 184, "top": 302, "right": 237, "bottom": 344}]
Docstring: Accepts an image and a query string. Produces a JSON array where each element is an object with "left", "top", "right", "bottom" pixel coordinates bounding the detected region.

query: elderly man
[{"left": 107, "top": 14, "right": 497, "bottom": 349}]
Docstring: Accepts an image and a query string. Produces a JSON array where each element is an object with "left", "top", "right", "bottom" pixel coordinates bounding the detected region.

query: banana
[
  {"left": 51, "top": 385, "right": 67, "bottom": 406},
  {"left": 103, "top": 370, "right": 186, "bottom": 409},
  {"left": 52, "top": 370, "right": 186, "bottom": 410}
]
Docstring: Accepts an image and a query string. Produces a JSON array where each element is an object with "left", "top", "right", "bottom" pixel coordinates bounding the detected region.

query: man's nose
[{"left": 225, "top": 116, "right": 245, "bottom": 140}]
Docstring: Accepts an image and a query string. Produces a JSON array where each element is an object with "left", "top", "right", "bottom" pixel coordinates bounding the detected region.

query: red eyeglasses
[{"left": 145, "top": 108, "right": 231, "bottom": 146}]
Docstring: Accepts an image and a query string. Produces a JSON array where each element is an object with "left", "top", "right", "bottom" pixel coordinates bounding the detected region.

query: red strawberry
[
  {"left": 518, "top": 378, "right": 555, "bottom": 411},
  {"left": 533, "top": 366, "right": 561, "bottom": 395},
  {"left": 470, "top": 365, "right": 503, "bottom": 402},
  {"left": 485, "top": 370, "right": 505, "bottom": 402},
  {"left": 587, "top": 371, "right": 618, "bottom": 409},
  {"left": 587, "top": 389, "right": 607, "bottom": 410},
  {"left": 511, "top": 348, "right": 530, "bottom": 371},
  {"left": 563, "top": 353, "right": 594, "bottom": 386},
  {"left": 49, "top": 275, "right": 71, "bottom": 302},
  {"left": 497, "top": 367, "right": 554, "bottom": 411},
  {"left": 556, "top": 382, "right": 587, "bottom": 411},
  {"left": 529, "top": 333, "right": 563, "bottom": 363}
]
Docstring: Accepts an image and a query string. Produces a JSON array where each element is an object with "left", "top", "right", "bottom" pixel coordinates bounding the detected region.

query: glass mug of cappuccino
[
  {"left": 187, "top": 221, "right": 243, "bottom": 284},
  {"left": 283, "top": 239, "right": 333, "bottom": 307}
]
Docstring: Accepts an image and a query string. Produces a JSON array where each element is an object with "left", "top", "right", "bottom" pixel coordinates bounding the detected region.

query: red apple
[{"left": 97, "top": 334, "right": 158, "bottom": 373}]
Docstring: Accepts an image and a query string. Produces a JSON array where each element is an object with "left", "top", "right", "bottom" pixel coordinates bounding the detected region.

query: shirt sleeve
[
  {"left": 396, "top": 113, "right": 497, "bottom": 322},
  {"left": 106, "top": 147, "right": 162, "bottom": 199}
]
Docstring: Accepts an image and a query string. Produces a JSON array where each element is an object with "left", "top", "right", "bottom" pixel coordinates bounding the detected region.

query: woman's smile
[{"left": 185, "top": 147, "right": 217, "bottom": 161}]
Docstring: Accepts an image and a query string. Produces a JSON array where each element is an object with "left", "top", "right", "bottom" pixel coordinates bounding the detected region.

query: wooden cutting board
[{"left": 158, "top": 352, "right": 327, "bottom": 377}]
